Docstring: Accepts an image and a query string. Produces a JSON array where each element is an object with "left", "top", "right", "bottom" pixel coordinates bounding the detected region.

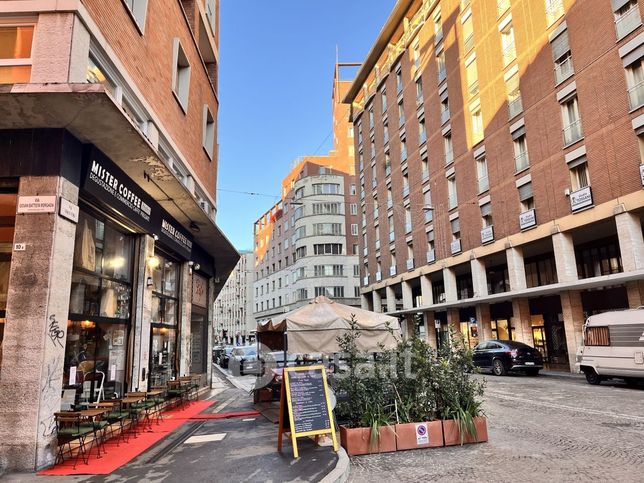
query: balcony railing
[
  {"left": 438, "top": 66, "right": 447, "bottom": 83},
  {"left": 444, "top": 149, "right": 454, "bottom": 166},
  {"left": 628, "top": 80, "right": 644, "bottom": 110},
  {"left": 554, "top": 55, "right": 574, "bottom": 85},
  {"left": 563, "top": 119, "right": 583, "bottom": 146},
  {"left": 426, "top": 249, "right": 436, "bottom": 264},
  {"left": 514, "top": 151, "right": 529, "bottom": 172},
  {"left": 545, "top": 0, "right": 564, "bottom": 27},
  {"left": 389, "top": 265, "right": 397, "bottom": 276},
  {"left": 477, "top": 175, "right": 489, "bottom": 193},
  {"left": 468, "top": 80, "right": 480, "bottom": 97},
  {"left": 406, "top": 258, "right": 414, "bottom": 270},
  {"left": 508, "top": 95, "right": 523, "bottom": 119},
  {"left": 464, "top": 33, "right": 474, "bottom": 53},
  {"left": 440, "top": 108, "right": 450, "bottom": 125},
  {"left": 497, "top": 0, "right": 510, "bottom": 17},
  {"left": 615, "top": 5, "right": 642, "bottom": 40},
  {"left": 502, "top": 42, "right": 516, "bottom": 66}
]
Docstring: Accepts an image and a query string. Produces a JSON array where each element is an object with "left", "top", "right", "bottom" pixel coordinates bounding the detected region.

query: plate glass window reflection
[
  {"left": 65, "top": 209, "right": 134, "bottom": 405},
  {"left": 150, "top": 252, "right": 180, "bottom": 386}
]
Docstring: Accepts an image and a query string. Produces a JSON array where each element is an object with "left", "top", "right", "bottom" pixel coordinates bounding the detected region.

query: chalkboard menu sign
[{"left": 277, "top": 365, "right": 338, "bottom": 458}]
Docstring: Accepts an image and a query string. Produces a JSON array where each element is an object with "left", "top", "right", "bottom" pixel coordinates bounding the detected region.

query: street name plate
[{"left": 17, "top": 195, "right": 56, "bottom": 214}]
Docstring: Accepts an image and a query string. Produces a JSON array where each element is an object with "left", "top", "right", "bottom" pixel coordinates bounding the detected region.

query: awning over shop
[
  {"left": 257, "top": 296, "right": 402, "bottom": 353},
  {"left": 0, "top": 83, "right": 239, "bottom": 294}
]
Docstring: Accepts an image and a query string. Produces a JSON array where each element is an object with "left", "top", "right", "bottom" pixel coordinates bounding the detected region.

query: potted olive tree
[
  {"left": 435, "top": 329, "right": 487, "bottom": 446},
  {"left": 392, "top": 337, "right": 444, "bottom": 450},
  {"left": 334, "top": 317, "right": 396, "bottom": 456}
]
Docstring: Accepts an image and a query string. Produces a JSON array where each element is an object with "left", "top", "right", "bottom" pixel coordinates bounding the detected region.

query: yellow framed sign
[{"left": 277, "top": 365, "right": 338, "bottom": 458}]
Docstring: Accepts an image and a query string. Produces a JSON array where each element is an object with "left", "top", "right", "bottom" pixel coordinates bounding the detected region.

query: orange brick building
[
  {"left": 345, "top": 0, "right": 644, "bottom": 371},
  {"left": 0, "top": 0, "right": 238, "bottom": 471}
]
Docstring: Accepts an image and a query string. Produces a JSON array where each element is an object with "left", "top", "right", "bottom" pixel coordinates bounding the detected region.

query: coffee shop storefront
[{"left": 0, "top": 131, "right": 238, "bottom": 471}]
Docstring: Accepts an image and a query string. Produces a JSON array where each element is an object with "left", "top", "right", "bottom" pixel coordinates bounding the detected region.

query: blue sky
[{"left": 216, "top": 0, "right": 396, "bottom": 251}]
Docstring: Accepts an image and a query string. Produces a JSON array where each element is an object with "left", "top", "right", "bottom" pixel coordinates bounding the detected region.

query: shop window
[
  {"left": 65, "top": 209, "right": 134, "bottom": 403},
  {"left": 525, "top": 254, "right": 558, "bottom": 288},
  {"left": 575, "top": 237, "right": 623, "bottom": 279},
  {"left": 0, "top": 25, "right": 34, "bottom": 84},
  {"left": 487, "top": 264, "right": 510, "bottom": 294},
  {"left": 149, "top": 253, "right": 180, "bottom": 386}
]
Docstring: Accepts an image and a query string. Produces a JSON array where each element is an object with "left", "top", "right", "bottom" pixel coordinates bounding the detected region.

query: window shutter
[
  {"left": 427, "top": 230, "right": 435, "bottom": 242},
  {"left": 518, "top": 182, "right": 533, "bottom": 201},
  {"left": 451, "top": 217, "right": 460, "bottom": 233},
  {"left": 480, "top": 202, "right": 492, "bottom": 216},
  {"left": 511, "top": 125, "right": 526, "bottom": 140},
  {"left": 551, "top": 29, "right": 570, "bottom": 61}
]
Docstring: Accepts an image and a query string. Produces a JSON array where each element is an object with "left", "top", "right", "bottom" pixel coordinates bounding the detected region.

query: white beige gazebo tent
[{"left": 257, "top": 296, "right": 402, "bottom": 354}]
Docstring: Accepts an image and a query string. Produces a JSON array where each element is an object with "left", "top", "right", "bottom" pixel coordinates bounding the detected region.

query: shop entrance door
[
  {"left": 190, "top": 306, "right": 207, "bottom": 375},
  {"left": 532, "top": 326, "right": 548, "bottom": 360},
  {"left": 545, "top": 314, "right": 569, "bottom": 369}
]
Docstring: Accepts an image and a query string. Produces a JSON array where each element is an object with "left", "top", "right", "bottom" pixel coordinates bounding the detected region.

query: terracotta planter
[
  {"left": 442, "top": 416, "right": 488, "bottom": 446},
  {"left": 340, "top": 425, "right": 397, "bottom": 456},
  {"left": 395, "top": 421, "right": 444, "bottom": 450}
]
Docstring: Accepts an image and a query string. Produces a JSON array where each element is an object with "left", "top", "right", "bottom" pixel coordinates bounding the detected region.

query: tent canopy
[{"left": 257, "top": 296, "right": 402, "bottom": 353}]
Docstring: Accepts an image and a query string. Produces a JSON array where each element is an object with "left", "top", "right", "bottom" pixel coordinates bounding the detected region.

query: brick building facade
[
  {"left": 0, "top": 0, "right": 238, "bottom": 471},
  {"left": 345, "top": 0, "right": 644, "bottom": 370},
  {"left": 253, "top": 65, "right": 362, "bottom": 326}
]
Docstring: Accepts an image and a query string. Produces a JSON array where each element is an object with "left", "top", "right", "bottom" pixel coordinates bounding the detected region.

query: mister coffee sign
[{"left": 82, "top": 149, "right": 194, "bottom": 259}]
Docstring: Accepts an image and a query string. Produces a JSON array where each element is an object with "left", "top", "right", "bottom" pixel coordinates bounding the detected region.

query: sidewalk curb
[
  {"left": 541, "top": 371, "right": 584, "bottom": 380},
  {"left": 320, "top": 447, "right": 350, "bottom": 483}
]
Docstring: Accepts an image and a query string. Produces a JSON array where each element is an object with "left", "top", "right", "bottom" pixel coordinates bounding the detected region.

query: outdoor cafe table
[{"left": 121, "top": 396, "right": 145, "bottom": 430}]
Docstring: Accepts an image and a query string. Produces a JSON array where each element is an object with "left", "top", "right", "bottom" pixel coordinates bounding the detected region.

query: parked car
[
  {"left": 212, "top": 345, "right": 226, "bottom": 364},
  {"left": 219, "top": 346, "right": 234, "bottom": 369},
  {"left": 473, "top": 340, "right": 543, "bottom": 376},
  {"left": 229, "top": 345, "right": 258, "bottom": 376},
  {"left": 576, "top": 308, "right": 644, "bottom": 385}
]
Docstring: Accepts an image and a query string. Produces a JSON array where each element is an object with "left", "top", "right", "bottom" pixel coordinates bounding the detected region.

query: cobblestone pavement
[{"left": 348, "top": 373, "right": 644, "bottom": 483}]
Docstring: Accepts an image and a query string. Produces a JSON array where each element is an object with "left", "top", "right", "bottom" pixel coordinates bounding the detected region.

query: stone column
[
  {"left": 476, "top": 303, "right": 492, "bottom": 341},
  {"left": 130, "top": 235, "right": 154, "bottom": 392},
  {"left": 206, "top": 277, "right": 215, "bottom": 386},
  {"left": 401, "top": 315, "right": 415, "bottom": 340},
  {"left": 443, "top": 267, "right": 457, "bottom": 303},
  {"left": 626, "top": 280, "right": 644, "bottom": 308},
  {"left": 179, "top": 262, "right": 193, "bottom": 376},
  {"left": 386, "top": 285, "right": 396, "bottom": 313},
  {"left": 506, "top": 246, "right": 527, "bottom": 291},
  {"left": 0, "top": 176, "right": 78, "bottom": 471},
  {"left": 511, "top": 298, "right": 533, "bottom": 346},
  {"left": 420, "top": 275, "right": 433, "bottom": 306},
  {"left": 470, "top": 258, "right": 488, "bottom": 298},
  {"left": 615, "top": 211, "right": 644, "bottom": 272},
  {"left": 560, "top": 290, "right": 584, "bottom": 372},
  {"left": 361, "top": 294, "right": 370, "bottom": 310},
  {"left": 402, "top": 280, "right": 413, "bottom": 309},
  {"left": 552, "top": 231, "right": 578, "bottom": 283},
  {"left": 424, "top": 312, "right": 438, "bottom": 349},
  {"left": 372, "top": 290, "right": 382, "bottom": 313},
  {"left": 447, "top": 308, "right": 460, "bottom": 334}
]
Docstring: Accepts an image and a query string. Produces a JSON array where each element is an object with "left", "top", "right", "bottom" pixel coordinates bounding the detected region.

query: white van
[{"left": 576, "top": 307, "right": 644, "bottom": 385}]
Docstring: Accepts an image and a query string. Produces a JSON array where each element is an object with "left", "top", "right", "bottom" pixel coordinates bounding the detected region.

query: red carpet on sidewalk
[
  {"left": 188, "top": 410, "right": 260, "bottom": 420},
  {"left": 38, "top": 400, "right": 215, "bottom": 476}
]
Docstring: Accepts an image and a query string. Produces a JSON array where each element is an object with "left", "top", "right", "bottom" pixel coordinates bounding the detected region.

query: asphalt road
[{"left": 348, "top": 372, "right": 644, "bottom": 482}]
